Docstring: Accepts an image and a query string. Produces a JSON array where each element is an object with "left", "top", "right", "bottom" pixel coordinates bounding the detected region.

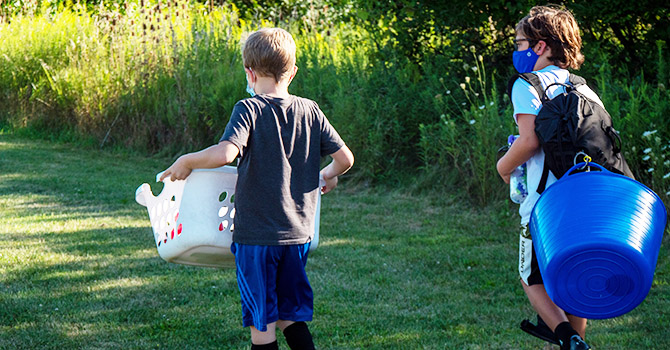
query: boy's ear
[
  {"left": 287, "top": 66, "right": 298, "bottom": 85},
  {"left": 534, "top": 40, "right": 549, "bottom": 56},
  {"left": 245, "top": 67, "right": 256, "bottom": 82}
]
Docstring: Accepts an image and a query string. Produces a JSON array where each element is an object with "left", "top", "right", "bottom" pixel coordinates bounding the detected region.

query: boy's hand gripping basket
[{"left": 135, "top": 166, "right": 321, "bottom": 268}]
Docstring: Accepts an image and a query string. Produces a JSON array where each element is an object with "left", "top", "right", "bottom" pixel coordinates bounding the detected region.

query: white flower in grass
[
  {"left": 479, "top": 105, "right": 485, "bottom": 110},
  {"left": 471, "top": 66, "right": 478, "bottom": 72},
  {"left": 469, "top": 119, "right": 476, "bottom": 125},
  {"left": 643, "top": 148, "right": 652, "bottom": 154},
  {"left": 490, "top": 101, "right": 494, "bottom": 106},
  {"left": 465, "top": 76, "right": 471, "bottom": 83},
  {"left": 446, "top": 90, "right": 451, "bottom": 94},
  {"left": 460, "top": 83, "right": 466, "bottom": 90},
  {"left": 643, "top": 155, "right": 651, "bottom": 161},
  {"left": 663, "top": 172, "right": 670, "bottom": 179},
  {"left": 642, "top": 130, "right": 657, "bottom": 137},
  {"left": 647, "top": 168, "right": 654, "bottom": 173}
]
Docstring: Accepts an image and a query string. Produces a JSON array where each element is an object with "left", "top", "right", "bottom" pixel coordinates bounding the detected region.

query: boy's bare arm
[
  {"left": 320, "top": 145, "right": 354, "bottom": 194},
  {"left": 496, "top": 113, "right": 540, "bottom": 184},
  {"left": 160, "top": 141, "right": 240, "bottom": 181}
]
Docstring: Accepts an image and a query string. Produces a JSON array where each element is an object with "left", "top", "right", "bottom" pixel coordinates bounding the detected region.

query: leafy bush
[
  {"left": 0, "top": 1, "right": 668, "bottom": 206},
  {"left": 1, "top": 2, "right": 249, "bottom": 153},
  {"left": 418, "top": 51, "right": 513, "bottom": 204},
  {"left": 591, "top": 42, "right": 670, "bottom": 201},
  {"left": 348, "top": 0, "right": 669, "bottom": 77}
]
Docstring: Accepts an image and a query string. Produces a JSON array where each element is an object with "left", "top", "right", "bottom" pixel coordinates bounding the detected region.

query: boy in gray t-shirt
[{"left": 160, "top": 28, "right": 354, "bottom": 350}]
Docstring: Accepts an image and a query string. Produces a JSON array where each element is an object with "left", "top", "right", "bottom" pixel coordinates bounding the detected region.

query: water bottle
[{"left": 508, "top": 135, "right": 528, "bottom": 204}]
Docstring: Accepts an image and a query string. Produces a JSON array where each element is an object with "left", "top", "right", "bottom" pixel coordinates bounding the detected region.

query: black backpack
[{"left": 507, "top": 73, "right": 634, "bottom": 193}]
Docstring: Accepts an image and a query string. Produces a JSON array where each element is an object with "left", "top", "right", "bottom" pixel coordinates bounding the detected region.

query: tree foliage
[
  {"left": 343, "top": 0, "right": 668, "bottom": 74},
  {"left": 3, "top": 0, "right": 666, "bottom": 72}
]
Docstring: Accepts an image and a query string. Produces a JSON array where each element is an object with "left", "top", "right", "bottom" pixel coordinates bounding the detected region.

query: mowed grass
[{"left": 1, "top": 134, "right": 669, "bottom": 349}]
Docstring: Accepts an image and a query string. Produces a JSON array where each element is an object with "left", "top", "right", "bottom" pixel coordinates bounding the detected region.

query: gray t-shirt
[{"left": 220, "top": 94, "right": 345, "bottom": 245}]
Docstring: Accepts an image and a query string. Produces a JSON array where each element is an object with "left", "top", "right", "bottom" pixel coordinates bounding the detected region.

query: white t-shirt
[{"left": 510, "top": 65, "right": 603, "bottom": 225}]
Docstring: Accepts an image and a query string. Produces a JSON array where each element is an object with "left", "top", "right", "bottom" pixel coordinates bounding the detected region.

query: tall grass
[
  {"left": 0, "top": 1, "right": 249, "bottom": 153},
  {"left": 0, "top": 2, "right": 668, "bottom": 205},
  {"left": 418, "top": 50, "right": 514, "bottom": 205},
  {"left": 589, "top": 41, "right": 670, "bottom": 202},
  {"left": 417, "top": 43, "right": 670, "bottom": 204}
]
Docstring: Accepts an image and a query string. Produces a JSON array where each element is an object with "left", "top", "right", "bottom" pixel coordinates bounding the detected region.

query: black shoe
[
  {"left": 562, "top": 335, "right": 591, "bottom": 350},
  {"left": 520, "top": 315, "right": 559, "bottom": 345}
]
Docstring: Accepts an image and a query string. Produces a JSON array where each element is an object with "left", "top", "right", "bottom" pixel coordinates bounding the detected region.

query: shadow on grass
[
  {"left": 0, "top": 134, "right": 167, "bottom": 212},
  {"left": 2, "top": 135, "right": 669, "bottom": 349},
  {"left": 0, "top": 226, "right": 246, "bottom": 350}
]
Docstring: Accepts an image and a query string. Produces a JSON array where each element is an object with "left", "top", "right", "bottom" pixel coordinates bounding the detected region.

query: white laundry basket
[{"left": 135, "top": 166, "right": 321, "bottom": 268}]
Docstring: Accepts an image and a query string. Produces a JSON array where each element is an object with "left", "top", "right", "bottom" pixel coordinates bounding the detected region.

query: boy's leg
[
  {"left": 250, "top": 342, "right": 278, "bottom": 350},
  {"left": 276, "top": 243, "right": 315, "bottom": 350},
  {"left": 277, "top": 320, "right": 295, "bottom": 330},
  {"left": 251, "top": 322, "right": 278, "bottom": 348},
  {"left": 231, "top": 243, "right": 282, "bottom": 347},
  {"left": 522, "top": 281, "right": 590, "bottom": 349},
  {"left": 521, "top": 281, "right": 569, "bottom": 331},
  {"left": 520, "top": 234, "right": 568, "bottom": 331},
  {"left": 519, "top": 234, "right": 589, "bottom": 349},
  {"left": 279, "top": 320, "right": 315, "bottom": 350},
  {"left": 519, "top": 315, "right": 559, "bottom": 345},
  {"left": 567, "top": 314, "right": 587, "bottom": 339}
]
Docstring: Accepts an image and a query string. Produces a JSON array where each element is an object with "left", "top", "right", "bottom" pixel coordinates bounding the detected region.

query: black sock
[
  {"left": 251, "top": 340, "right": 278, "bottom": 350},
  {"left": 283, "top": 322, "right": 315, "bottom": 350},
  {"left": 554, "top": 322, "right": 579, "bottom": 347}
]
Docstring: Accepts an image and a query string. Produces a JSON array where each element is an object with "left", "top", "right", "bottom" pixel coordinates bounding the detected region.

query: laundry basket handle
[
  {"left": 135, "top": 183, "right": 150, "bottom": 207},
  {"left": 136, "top": 171, "right": 172, "bottom": 207}
]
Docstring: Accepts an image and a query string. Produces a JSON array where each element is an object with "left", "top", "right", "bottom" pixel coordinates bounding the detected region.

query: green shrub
[
  {"left": 418, "top": 51, "right": 513, "bottom": 205},
  {"left": 591, "top": 42, "right": 670, "bottom": 203},
  {"left": 0, "top": 2, "right": 668, "bottom": 205},
  {"left": 0, "top": 2, "right": 250, "bottom": 153}
]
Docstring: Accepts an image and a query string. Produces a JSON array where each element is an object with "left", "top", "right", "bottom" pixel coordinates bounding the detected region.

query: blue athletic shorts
[{"left": 231, "top": 242, "right": 313, "bottom": 331}]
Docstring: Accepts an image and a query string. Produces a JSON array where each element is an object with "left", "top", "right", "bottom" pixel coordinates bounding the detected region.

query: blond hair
[
  {"left": 242, "top": 28, "right": 296, "bottom": 82},
  {"left": 516, "top": 5, "right": 584, "bottom": 70}
]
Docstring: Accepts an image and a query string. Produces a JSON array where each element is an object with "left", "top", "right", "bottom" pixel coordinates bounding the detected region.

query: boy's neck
[
  {"left": 533, "top": 46, "right": 555, "bottom": 71},
  {"left": 254, "top": 76, "right": 291, "bottom": 98},
  {"left": 534, "top": 61, "right": 553, "bottom": 71}
]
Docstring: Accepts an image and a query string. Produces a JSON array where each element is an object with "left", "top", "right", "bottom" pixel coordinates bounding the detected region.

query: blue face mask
[
  {"left": 246, "top": 83, "right": 256, "bottom": 97},
  {"left": 245, "top": 68, "right": 256, "bottom": 97},
  {"left": 513, "top": 47, "right": 539, "bottom": 73}
]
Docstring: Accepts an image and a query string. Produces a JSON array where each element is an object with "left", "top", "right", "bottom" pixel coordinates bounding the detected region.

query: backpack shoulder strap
[
  {"left": 568, "top": 73, "right": 587, "bottom": 87},
  {"left": 506, "top": 74, "right": 520, "bottom": 97},
  {"left": 507, "top": 73, "right": 547, "bottom": 102},
  {"left": 536, "top": 162, "right": 550, "bottom": 194}
]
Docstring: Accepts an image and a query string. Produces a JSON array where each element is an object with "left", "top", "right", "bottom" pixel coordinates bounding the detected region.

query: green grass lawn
[{"left": 1, "top": 134, "right": 668, "bottom": 349}]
